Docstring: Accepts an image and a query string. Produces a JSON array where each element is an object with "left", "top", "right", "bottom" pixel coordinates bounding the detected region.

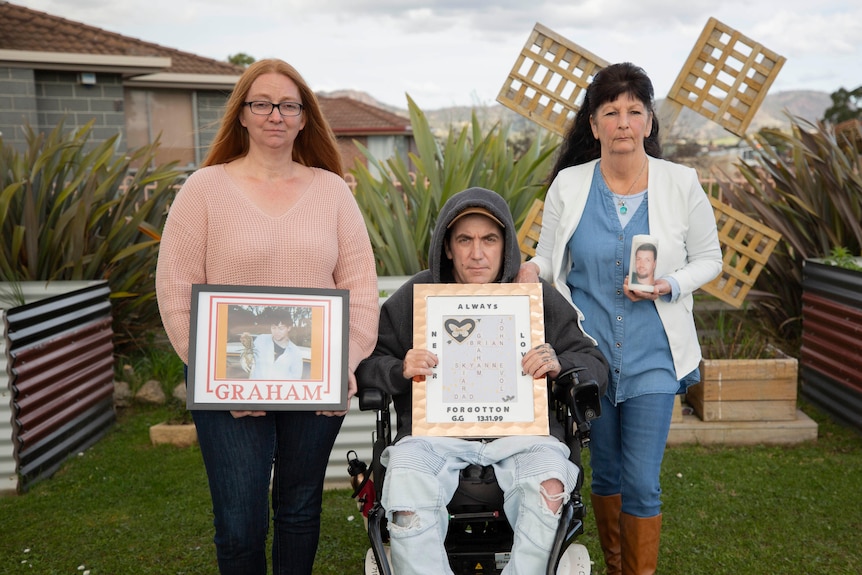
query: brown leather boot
[
  {"left": 591, "top": 493, "right": 622, "bottom": 575},
  {"left": 620, "top": 512, "right": 662, "bottom": 575}
]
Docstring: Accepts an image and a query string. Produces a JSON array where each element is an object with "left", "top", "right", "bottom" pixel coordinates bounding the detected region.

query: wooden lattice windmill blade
[
  {"left": 656, "top": 17, "right": 786, "bottom": 304},
  {"left": 499, "top": 21, "right": 785, "bottom": 309},
  {"left": 658, "top": 17, "right": 786, "bottom": 139},
  {"left": 834, "top": 118, "right": 862, "bottom": 154},
  {"left": 700, "top": 195, "right": 781, "bottom": 307},
  {"left": 497, "top": 23, "right": 608, "bottom": 137}
]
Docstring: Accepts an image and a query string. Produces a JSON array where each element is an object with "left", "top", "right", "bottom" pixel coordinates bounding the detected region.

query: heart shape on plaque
[{"left": 444, "top": 318, "right": 476, "bottom": 343}]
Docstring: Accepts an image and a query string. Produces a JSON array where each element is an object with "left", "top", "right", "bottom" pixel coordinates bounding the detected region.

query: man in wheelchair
[{"left": 356, "top": 187, "right": 609, "bottom": 574}]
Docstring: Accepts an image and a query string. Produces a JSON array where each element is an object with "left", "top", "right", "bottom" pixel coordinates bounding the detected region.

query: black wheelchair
[{"left": 350, "top": 367, "right": 602, "bottom": 575}]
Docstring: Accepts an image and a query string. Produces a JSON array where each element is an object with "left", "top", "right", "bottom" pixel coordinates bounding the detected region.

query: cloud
[
  {"left": 757, "top": 10, "right": 862, "bottom": 55},
  {"left": 14, "top": 0, "right": 862, "bottom": 108}
]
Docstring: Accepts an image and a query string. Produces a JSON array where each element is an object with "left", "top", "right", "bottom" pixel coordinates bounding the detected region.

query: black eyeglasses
[{"left": 244, "top": 101, "right": 303, "bottom": 117}]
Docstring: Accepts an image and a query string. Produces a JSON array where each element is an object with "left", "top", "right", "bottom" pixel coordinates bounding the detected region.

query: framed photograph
[
  {"left": 411, "top": 283, "right": 549, "bottom": 438},
  {"left": 187, "top": 284, "right": 349, "bottom": 411},
  {"left": 629, "top": 234, "right": 659, "bottom": 293}
]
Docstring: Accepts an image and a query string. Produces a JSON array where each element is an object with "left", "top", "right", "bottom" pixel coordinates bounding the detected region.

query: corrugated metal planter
[
  {"left": 324, "top": 276, "right": 411, "bottom": 487},
  {"left": 801, "top": 258, "right": 862, "bottom": 434},
  {"left": 1, "top": 281, "right": 115, "bottom": 495}
]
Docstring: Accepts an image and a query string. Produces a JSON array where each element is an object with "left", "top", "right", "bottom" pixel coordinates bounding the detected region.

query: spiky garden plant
[
  {"left": 351, "top": 95, "right": 559, "bottom": 276},
  {"left": 716, "top": 117, "right": 862, "bottom": 353},
  {"left": 0, "top": 120, "right": 184, "bottom": 351}
]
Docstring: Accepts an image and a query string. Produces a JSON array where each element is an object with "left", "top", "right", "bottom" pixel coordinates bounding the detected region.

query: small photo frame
[
  {"left": 187, "top": 284, "right": 349, "bottom": 411},
  {"left": 629, "top": 234, "right": 659, "bottom": 293},
  {"left": 412, "top": 282, "right": 549, "bottom": 438}
]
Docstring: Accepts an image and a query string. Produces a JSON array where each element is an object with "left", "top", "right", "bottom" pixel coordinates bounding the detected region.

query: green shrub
[
  {"left": 716, "top": 116, "right": 862, "bottom": 353},
  {"left": 695, "top": 303, "right": 778, "bottom": 359},
  {"left": 116, "top": 338, "right": 189, "bottom": 423},
  {"left": 117, "top": 337, "right": 185, "bottom": 393},
  {"left": 822, "top": 246, "right": 862, "bottom": 271},
  {"left": 0, "top": 120, "right": 184, "bottom": 352},
  {"left": 351, "top": 95, "right": 559, "bottom": 275}
]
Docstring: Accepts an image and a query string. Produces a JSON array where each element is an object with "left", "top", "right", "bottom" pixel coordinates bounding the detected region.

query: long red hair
[{"left": 203, "top": 58, "right": 343, "bottom": 174}]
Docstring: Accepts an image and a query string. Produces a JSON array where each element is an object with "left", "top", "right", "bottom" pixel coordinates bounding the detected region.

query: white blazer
[{"left": 531, "top": 157, "right": 722, "bottom": 379}]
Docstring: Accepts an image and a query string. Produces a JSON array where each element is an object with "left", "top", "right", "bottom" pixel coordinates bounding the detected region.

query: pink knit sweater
[{"left": 155, "top": 165, "right": 379, "bottom": 372}]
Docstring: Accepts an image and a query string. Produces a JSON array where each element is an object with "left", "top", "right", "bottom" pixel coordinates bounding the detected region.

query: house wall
[
  {"left": 337, "top": 135, "right": 367, "bottom": 172},
  {"left": 0, "top": 67, "right": 38, "bottom": 150},
  {"left": 1, "top": 66, "right": 410, "bottom": 179},
  {"left": 34, "top": 70, "right": 125, "bottom": 142},
  {"left": 196, "top": 91, "right": 229, "bottom": 163},
  {"left": 125, "top": 88, "right": 195, "bottom": 167},
  {"left": 366, "top": 134, "right": 409, "bottom": 178},
  {"left": 337, "top": 134, "right": 416, "bottom": 179},
  {"left": 123, "top": 88, "right": 230, "bottom": 168},
  {"left": 0, "top": 68, "right": 125, "bottom": 152},
  {"left": 0, "top": 66, "right": 230, "bottom": 166}
]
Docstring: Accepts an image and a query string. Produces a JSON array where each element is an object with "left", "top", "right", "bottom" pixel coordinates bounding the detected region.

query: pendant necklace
[{"left": 602, "top": 156, "right": 647, "bottom": 215}]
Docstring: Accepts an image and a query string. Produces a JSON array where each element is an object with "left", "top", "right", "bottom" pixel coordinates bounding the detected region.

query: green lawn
[{"left": 0, "top": 402, "right": 860, "bottom": 574}]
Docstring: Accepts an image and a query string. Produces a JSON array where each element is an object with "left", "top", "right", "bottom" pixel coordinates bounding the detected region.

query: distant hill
[
  {"left": 319, "top": 89, "right": 833, "bottom": 143},
  {"left": 663, "top": 90, "right": 832, "bottom": 142}
]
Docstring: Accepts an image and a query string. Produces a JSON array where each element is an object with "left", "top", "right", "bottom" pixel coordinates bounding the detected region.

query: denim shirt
[{"left": 565, "top": 165, "right": 690, "bottom": 405}]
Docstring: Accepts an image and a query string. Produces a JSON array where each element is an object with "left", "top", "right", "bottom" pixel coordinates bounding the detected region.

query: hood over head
[{"left": 428, "top": 187, "right": 521, "bottom": 284}]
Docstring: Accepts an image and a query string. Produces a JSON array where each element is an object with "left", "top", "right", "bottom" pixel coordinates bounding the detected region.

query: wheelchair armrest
[
  {"left": 552, "top": 367, "right": 602, "bottom": 424},
  {"left": 551, "top": 367, "right": 584, "bottom": 403},
  {"left": 358, "top": 387, "right": 391, "bottom": 412}
]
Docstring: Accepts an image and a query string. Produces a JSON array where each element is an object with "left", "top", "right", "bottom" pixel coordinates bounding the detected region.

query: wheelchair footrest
[{"left": 448, "top": 510, "right": 500, "bottom": 521}]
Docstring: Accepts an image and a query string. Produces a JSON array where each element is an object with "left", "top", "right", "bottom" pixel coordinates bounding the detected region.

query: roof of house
[
  {"left": 0, "top": 2, "right": 243, "bottom": 75},
  {"left": 0, "top": 2, "right": 411, "bottom": 134},
  {"left": 320, "top": 97, "right": 411, "bottom": 135}
]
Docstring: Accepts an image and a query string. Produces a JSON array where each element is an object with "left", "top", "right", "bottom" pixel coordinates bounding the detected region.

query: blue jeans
[
  {"left": 588, "top": 392, "right": 675, "bottom": 517},
  {"left": 192, "top": 409, "right": 344, "bottom": 575},
  {"left": 381, "top": 435, "right": 579, "bottom": 574}
]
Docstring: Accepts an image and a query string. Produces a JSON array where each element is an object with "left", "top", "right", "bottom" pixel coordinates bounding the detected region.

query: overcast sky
[{"left": 15, "top": 0, "right": 862, "bottom": 110}]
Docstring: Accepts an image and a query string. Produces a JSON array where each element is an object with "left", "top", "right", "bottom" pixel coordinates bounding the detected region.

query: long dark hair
[{"left": 549, "top": 62, "right": 662, "bottom": 182}]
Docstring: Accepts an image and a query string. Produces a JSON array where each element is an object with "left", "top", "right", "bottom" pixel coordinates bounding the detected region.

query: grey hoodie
[
  {"left": 427, "top": 187, "right": 522, "bottom": 284},
  {"left": 356, "top": 187, "right": 608, "bottom": 441}
]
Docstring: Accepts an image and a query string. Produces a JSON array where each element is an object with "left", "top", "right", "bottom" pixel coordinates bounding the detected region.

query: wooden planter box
[{"left": 687, "top": 355, "right": 798, "bottom": 422}]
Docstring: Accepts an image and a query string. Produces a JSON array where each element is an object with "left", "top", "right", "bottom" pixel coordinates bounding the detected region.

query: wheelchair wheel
[
  {"left": 364, "top": 546, "right": 393, "bottom": 575},
  {"left": 556, "top": 542, "right": 591, "bottom": 574}
]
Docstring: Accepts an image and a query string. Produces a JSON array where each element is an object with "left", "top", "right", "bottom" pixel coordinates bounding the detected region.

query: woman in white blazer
[{"left": 518, "top": 63, "right": 722, "bottom": 575}]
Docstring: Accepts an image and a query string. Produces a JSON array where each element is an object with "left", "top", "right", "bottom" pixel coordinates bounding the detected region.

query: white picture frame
[{"left": 411, "top": 283, "right": 549, "bottom": 438}]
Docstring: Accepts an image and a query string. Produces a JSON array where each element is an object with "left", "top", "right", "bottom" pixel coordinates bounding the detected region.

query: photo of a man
[
  {"left": 631, "top": 243, "right": 657, "bottom": 285},
  {"left": 629, "top": 235, "right": 658, "bottom": 293},
  {"left": 248, "top": 307, "right": 304, "bottom": 381}
]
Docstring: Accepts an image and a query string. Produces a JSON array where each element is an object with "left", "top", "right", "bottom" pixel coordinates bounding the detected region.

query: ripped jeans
[{"left": 380, "top": 435, "right": 579, "bottom": 575}]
